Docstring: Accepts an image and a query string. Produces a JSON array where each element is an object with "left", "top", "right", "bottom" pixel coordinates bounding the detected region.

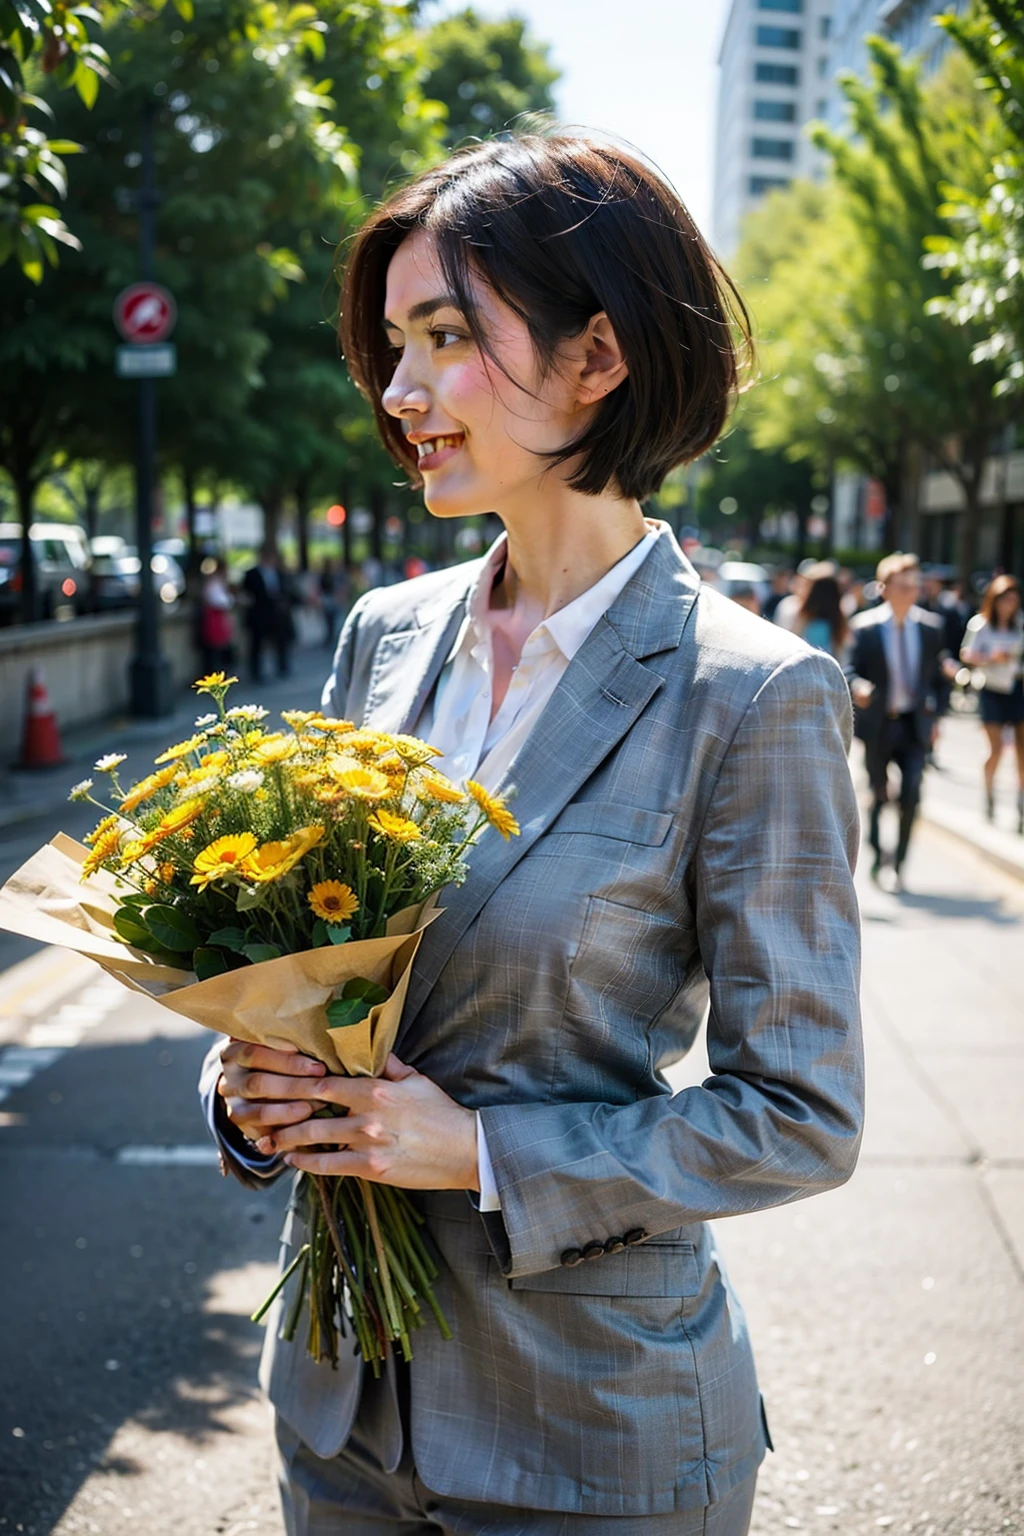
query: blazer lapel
[
  {"left": 360, "top": 576, "right": 479, "bottom": 735},
  {"left": 398, "top": 532, "right": 701, "bottom": 1041}
]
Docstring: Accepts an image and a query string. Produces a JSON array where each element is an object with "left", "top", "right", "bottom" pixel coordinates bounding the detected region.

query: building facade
[
  {"left": 826, "top": 0, "right": 966, "bottom": 124},
  {"left": 713, "top": 0, "right": 834, "bottom": 255}
]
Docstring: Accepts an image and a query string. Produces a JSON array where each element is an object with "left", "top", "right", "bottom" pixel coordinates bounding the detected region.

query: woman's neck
[{"left": 490, "top": 487, "right": 649, "bottom": 620}]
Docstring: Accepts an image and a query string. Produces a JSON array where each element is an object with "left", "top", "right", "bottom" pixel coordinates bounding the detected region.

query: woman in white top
[{"left": 960, "top": 574, "right": 1024, "bottom": 830}]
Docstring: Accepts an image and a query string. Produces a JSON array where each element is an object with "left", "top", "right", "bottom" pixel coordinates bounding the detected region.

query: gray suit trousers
[{"left": 276, "top": 1370, "right": 758, "bottom": 1535}]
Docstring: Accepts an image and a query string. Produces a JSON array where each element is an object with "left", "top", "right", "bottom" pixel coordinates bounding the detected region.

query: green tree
[{"left": 421, "top": 7, "right": 557, "bottom": 148}]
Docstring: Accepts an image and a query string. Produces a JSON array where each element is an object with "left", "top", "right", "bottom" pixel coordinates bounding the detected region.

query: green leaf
[
  {"left": 194, "top": 947, "right": 228, "bottom": 981},
  {"left": 207, "top": 926, "right": 248, "bottom": 953},
  {"left": 45, "top": 140, "right": 84, "bottom": 155},
  {"left": 241, "top": 942, "right": 282, "bottom": 965},
  {"left": 144, "top": 904, "right": 201, "bottom": 953},
  {"left": 236, "top": 885, "right": 268, "bottom": 912},
  {"left": 325, "top": 976, "right": 389, "bottom": 1030},
  {"left": 326, "top": 924, "right": 351, "bottom": 946},
  {"left": 113, "top": 910, "right": 154, "bottom": 948},
  {"left": 73, "top": 63, "right": 98, "bottom": 109},
  {"left": 311, "top": 918, "right": 329, "bottom": 948}
]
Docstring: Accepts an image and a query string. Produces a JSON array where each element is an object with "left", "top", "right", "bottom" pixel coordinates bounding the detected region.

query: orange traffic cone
[{"left": 19, "top": 666, "right": 66, "bottom": 769}]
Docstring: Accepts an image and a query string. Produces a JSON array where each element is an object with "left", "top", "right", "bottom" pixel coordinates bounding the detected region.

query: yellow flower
[
  {"left": 252, "top": 734, "right": 299, "bottom": 765},
  {"left": 327, "top": 760, "right": 390, "bottom": 800},
  {"left": 85, "top": 813, "right": 121, "bottom": 846},
  {"left": 144, "top": 878, "right": 159, "bottom": 896},
  {"left": 119, "top": 765, "right": 177, "bottom": 814},
  {"left": 332, "top": 729, "right": 388, "bottom": 756},
  {"left": 389, "top": 733, "right": 443, "bottom": 765},
  {"left": 193, "top": 671, "right": 238, "bottom": 694},
  {"left": 281, "top": 710, "right": 318, "bottom": 730},
  {"left": 466, "top": 780, "right": 520, "bottom": 840},
  {"left": 154, "top": 734, "right": 204, "bottom": 765},
  {"left": 369, "top": 810, "right": 422, "bottom": 844},
  {"left": 308, "top": 880, "right": 359, "bottom": 923},
  {"left": 119, "top": 839, "right": 148, "bottom": 865},
  {"left": 244, "top": 824, "right": 325, "bottom": 883},
  {"left": 190, "top": 832, "right": 259, "bottom": 889},
  {"left": 159, "top": 862, "right": 176, "bottom": 883},
  {"left": 310, "top": 717, "right": 356, "bottom": 734},
  {"left": 416, "top": 769, "right": 467, "bottom": 805},
  {"left": 81, "top": 828, "right": 121, "bottom": 880},
  {"left": 141, "top": 799, "right": 206, "bottom": 851},
  {"left": 197, "top": 750, "right": 229, "bottom": 771}
]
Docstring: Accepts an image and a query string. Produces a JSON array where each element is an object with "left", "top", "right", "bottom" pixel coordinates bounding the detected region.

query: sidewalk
[
  {"left": 918, "top": 711, "right": 1024, "bottom": 881},
  {"left": 0, "top": 639, "right": 338, "bottom": 834}
]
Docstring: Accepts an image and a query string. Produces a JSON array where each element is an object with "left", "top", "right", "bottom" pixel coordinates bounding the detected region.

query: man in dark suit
[
  {"left": 846, "top": 552, "right": 952, "bottom": 888},
  {"left": 242, "top": 543, "right": 297, "bottom": 683}
]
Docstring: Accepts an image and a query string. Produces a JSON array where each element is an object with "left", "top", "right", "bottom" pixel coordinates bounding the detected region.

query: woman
[
  {"left": 793, "top": 563, "right": 849, "bottom": 659},
  {"left": 960, "top": 574, "right": 1024, "bottom": 830},
  {"left": 198, "top": 555, "right": 235, "bottom": 673},
  {"left": 201, "top": 131, "right": 863, "bottom": 1535}
]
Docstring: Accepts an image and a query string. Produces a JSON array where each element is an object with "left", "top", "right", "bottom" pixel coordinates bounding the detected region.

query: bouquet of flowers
[{"left": 0, "top": 673, "right": 519, "bottom": 1373}]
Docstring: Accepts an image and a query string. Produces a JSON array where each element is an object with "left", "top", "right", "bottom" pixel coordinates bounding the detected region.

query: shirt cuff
[{"left": 476, "top": 1111, "right": 502, "bottom": 1211}]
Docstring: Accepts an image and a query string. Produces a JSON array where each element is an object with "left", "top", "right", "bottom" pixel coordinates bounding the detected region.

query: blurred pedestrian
[
  {"left": 773, "top": 557, "right": 834, "bottom": 631},
  {"left": 317, "top": 557, "right": 347, "bottom": 651},
  {"left": 730, "top": 583, "right": 761, "bottom": 615},
  {"left": 792, "top": 564, "right": 848, "bottom": 659},
  {"left": 199, "top": 556, "right": 236, "bottom": 673},
  {"left": 960, "top": 575, "right": 1024, "bottom": 831},
  {"left": 762, "top": 566, "right": 793, "bottom": 623},
  {"left": 846, "top": 552, "right": 950, "bottom": 888},
  {"left": 242, "top": 542, "right": 296, "bottom": 683}
]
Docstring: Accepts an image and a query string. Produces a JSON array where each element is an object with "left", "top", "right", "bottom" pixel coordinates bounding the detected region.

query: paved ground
[{"left": 0, "top": 682, "right": 1021, "bottom": 1534}]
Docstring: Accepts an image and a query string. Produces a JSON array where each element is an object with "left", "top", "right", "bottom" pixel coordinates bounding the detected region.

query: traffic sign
[
  {"left": 116, "top": 343, "right": 177, "bottom": 378},
  {"left": 113, "top": 282, "right": 177, "bottom": 344}
]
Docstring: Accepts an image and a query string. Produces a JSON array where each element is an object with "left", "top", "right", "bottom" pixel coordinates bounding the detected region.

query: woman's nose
[{"left": 382, "top": 354, "right": 429, "bottom": 421}]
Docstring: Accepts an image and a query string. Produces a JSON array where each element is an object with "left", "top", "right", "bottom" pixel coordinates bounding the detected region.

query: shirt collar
[{"left": 448, "top": 522, "right": 661, "bottom": 665}]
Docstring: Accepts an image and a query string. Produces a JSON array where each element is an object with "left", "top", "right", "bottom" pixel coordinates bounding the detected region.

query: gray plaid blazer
[{"left": 201, "top": 528, "right": 863, "bottom": 1516}]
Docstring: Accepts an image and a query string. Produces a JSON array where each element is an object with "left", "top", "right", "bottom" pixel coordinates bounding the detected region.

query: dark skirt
[{"left": 979, "top": 679, "right": 1024, "bottom": 726}]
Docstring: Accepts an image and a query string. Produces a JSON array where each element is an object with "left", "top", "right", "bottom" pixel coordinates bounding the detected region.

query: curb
[{"left": 920, "top": 803, "right": 1024, "bottom": 883}]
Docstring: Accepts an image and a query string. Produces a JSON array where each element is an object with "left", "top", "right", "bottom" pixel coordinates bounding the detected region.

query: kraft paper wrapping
[{"left": 0, "top": 834, "right": 438, "bottom": 1075}]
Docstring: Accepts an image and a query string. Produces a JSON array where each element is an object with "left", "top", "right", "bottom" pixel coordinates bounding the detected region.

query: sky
[{"left": 432, "top": 0, "right": 732, "bottom": 237}]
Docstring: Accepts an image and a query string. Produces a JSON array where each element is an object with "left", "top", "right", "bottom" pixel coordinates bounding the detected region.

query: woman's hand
[
  {"left": 217, "top": 1039, "right": 327, "bottom": 1146},
  {"left": 253, "top": 1054, "right": 480, "bottom": 1193}
]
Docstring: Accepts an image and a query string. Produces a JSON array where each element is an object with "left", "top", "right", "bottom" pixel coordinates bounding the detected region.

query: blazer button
[
  {"left": 604, "top": 1236, "right": 626, "bottom": 1255},
  {"left": 581, "top": 1241, "right": 605, "bottom": 1262},
  {"left": 560, "top": 1248, "right": 585, "bottom": 1268},
  {"left": 623, "top": 1228, "right": 648, "bottom": 1246}
]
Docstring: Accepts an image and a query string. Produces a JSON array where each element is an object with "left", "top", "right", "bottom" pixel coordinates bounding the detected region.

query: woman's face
[
  {"left": 995, "top": 587, "right": 1020, "bottom": 624},
  {"left": 381, "top": 230, "right": 589, "bottom": 520}
]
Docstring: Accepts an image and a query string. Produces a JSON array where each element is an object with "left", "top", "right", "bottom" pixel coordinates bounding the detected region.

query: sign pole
[{"left": 129, "top": 100, "right": 174, "bottom": 719}]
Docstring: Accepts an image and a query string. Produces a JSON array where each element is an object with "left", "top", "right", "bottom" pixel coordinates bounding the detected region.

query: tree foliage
[{"left": 421, "top": 7, "right": 557, "bottom": 148}]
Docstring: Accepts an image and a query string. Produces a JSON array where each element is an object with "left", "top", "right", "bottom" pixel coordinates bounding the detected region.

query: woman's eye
[{"left": 430, "top": 329, "right": 463, "bottom": 350}]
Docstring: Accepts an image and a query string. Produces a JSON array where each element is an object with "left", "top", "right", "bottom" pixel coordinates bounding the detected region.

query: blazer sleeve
[{"left": 477, "top": 649, "right": 864, "bottom": 1278}]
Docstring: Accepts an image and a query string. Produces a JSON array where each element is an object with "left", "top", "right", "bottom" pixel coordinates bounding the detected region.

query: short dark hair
[{"left": 338, "top": 130, "right": 751, "bottom": 501}]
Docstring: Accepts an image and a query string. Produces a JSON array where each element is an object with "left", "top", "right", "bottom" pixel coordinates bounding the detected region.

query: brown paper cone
[{"left": 0, "top": 834, "right": 439, "bottom": 1073}]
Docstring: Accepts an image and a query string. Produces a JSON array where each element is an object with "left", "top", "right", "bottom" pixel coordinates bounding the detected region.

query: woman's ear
[{"left": 574, "top": 311, "right": 629, "bottom": 408}]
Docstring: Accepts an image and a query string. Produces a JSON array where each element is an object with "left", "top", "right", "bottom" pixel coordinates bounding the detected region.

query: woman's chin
[{"left": 423, "top": 485, "right": 488, "bottom": 520}]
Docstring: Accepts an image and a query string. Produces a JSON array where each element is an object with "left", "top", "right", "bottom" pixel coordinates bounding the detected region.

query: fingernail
[{"left": 257, "top": 1137, "right": 274, "bottom": 1152}]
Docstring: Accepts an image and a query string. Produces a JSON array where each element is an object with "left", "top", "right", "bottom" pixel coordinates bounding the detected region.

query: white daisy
[
  {"left": 68, "top": 779, "right": 94, "bottom": 801},
  {"left": 226, "top": 769, "right": 264, "bottom": 793},
  {"left": 194, "top": 713, "right": 218, "bottom": 728},
  {"left": 226, "top": 704, "right": 269, "bottom": 723},
  {"left": 94, "top": 753, "right": 127, "bottom": 773}
]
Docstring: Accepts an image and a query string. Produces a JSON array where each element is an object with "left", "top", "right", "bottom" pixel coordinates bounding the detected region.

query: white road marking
[
  {"left": 0, "top": 954, "right": 126, "bottom": 1103},
  {"left": 24, "top": 1023, "right": 85, "bottom": 1049},
  {"left": 116, "top": 1145, "right": 220, "bottom": 1167}
]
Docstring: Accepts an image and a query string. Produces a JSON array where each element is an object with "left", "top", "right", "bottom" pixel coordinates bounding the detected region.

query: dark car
[{"left": 0, "top": 522, "right": 91, "bottom": 623}]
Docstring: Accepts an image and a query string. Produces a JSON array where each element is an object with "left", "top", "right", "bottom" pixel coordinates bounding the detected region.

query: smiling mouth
[{"left": 414, "top": 434, "right": 463, "bottom": 462}]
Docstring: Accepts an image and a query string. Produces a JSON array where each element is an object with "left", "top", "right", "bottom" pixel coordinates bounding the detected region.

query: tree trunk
[
  {"left": 368, "top": 485, "right": 385, "bottom": 564},
  {"left": 83, "top": 478, "right": 102, "bottom": 543},
  {"left": 957, "top": 474, "right": 982, "bottom": 590},
  {"left": 295, "top": 478, "right": 311, "bottom": 574},
  {"left": 15, "top": 474, "right": 38, "bottom": 624},
  {"left": 181, "top": 465, "right": 201, "bottom": 574},
  {"left": 261, "top": 492, "right": 284, "bottom": 552}
]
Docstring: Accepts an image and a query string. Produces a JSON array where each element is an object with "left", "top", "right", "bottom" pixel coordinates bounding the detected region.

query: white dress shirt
[
  {"left": 416, "top": 523, "right": 660, "bottom": 1209},
  {"left": 879, "top": 603, "right": 923, "bottom": 715}
]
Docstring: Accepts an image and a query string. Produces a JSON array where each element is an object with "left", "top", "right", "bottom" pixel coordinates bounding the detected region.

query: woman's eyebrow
[{"left": 383, "top": 294, "right": 463, "bottom": 332}]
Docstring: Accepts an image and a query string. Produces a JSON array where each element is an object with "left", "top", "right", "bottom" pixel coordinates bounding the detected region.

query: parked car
[
  {"left": 715, "top": 560, "right": 771, "bottom": 609},
  {"left": 0, "top": 522, "right": 91, "bottom": 623},
  {"left": 88, "top": 535, "right": 186, "bottom": 611}
]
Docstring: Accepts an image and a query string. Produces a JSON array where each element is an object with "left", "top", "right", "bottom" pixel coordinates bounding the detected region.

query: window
[
  {"left": 754, "top": 99, "right": 797, "bottom": 121},
  {"left": 816, "top": 98, "right": 827, "bottom": 116},
  {"left": 818, "top": 55, "right": 829, "bottom": 75},
  {"left": 819, "top": 15, "right": 832, "bottom": 37},
  {"left": 756, "top": 25, "right": 802, "bottom": 47},
  {"left": 752, "top": 137, "right": 795, "bottom": 159},
  {"left": 755, "top": 62, "right": 799, "bottom": 84},
  {"left": 749, "top": 175, "right": 791, "bottom": 194},
  {"left": 758, "top": 0, "right": 802, "bottom": 9}
]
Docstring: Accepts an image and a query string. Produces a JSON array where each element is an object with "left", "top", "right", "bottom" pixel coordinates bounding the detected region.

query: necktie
[{"left": 894, "top": 622, "right": 912, "bottom": 712}]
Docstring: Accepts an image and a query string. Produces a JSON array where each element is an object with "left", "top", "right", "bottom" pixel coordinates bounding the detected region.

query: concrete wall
[{"left": 0, "top": 610, "right": 198, "bottom": 738}]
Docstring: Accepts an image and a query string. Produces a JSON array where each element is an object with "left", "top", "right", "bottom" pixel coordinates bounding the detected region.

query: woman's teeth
[{"left": 416, "top": 435, "right": 462, "bottom": 460}]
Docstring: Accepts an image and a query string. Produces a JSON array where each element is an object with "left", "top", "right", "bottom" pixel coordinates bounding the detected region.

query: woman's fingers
[
  {"left": 220, "top": 1039, "right": 325, "bottom": 1079},
  {"left": 221, "top": 1068, "right": 330, "bottom": 1104},
  {"left": 256, "top": 1113, "right": 375, "bottom": 1155},
  {"left": 226, "top": 1098, "right": 315, "bottom": 1133}
]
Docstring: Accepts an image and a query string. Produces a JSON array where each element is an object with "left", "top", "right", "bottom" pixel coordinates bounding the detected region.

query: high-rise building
[
  {"left": 712, "top": 0, "right": 834, "bottom": 255},
  {"left": 826, "top": 0, "right": 966, "bottom": 124}
]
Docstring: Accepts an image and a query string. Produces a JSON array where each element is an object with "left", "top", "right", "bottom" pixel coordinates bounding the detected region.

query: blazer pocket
[
  {"left": 508, "top": 1240, "right": 699, "bottom": 1298},
  {"left": 533, "top": 801, "right": 674, "bottom": 850}
]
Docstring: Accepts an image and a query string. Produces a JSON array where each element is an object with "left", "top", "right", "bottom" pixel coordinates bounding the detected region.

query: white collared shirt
[
  {"left": 880, "top": 603, "right": 923, "bottom": 714},
  {"left": 414, "top": 522, "right": 660, "bottom": 1212},
  {"left": 417, "top": 523, "right": 660, "bottom": 791}
]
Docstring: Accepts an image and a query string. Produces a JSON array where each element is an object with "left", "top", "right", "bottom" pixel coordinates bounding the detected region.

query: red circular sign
[{"left": 113, "top": 283, "right": 177, "bottom": 344}]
